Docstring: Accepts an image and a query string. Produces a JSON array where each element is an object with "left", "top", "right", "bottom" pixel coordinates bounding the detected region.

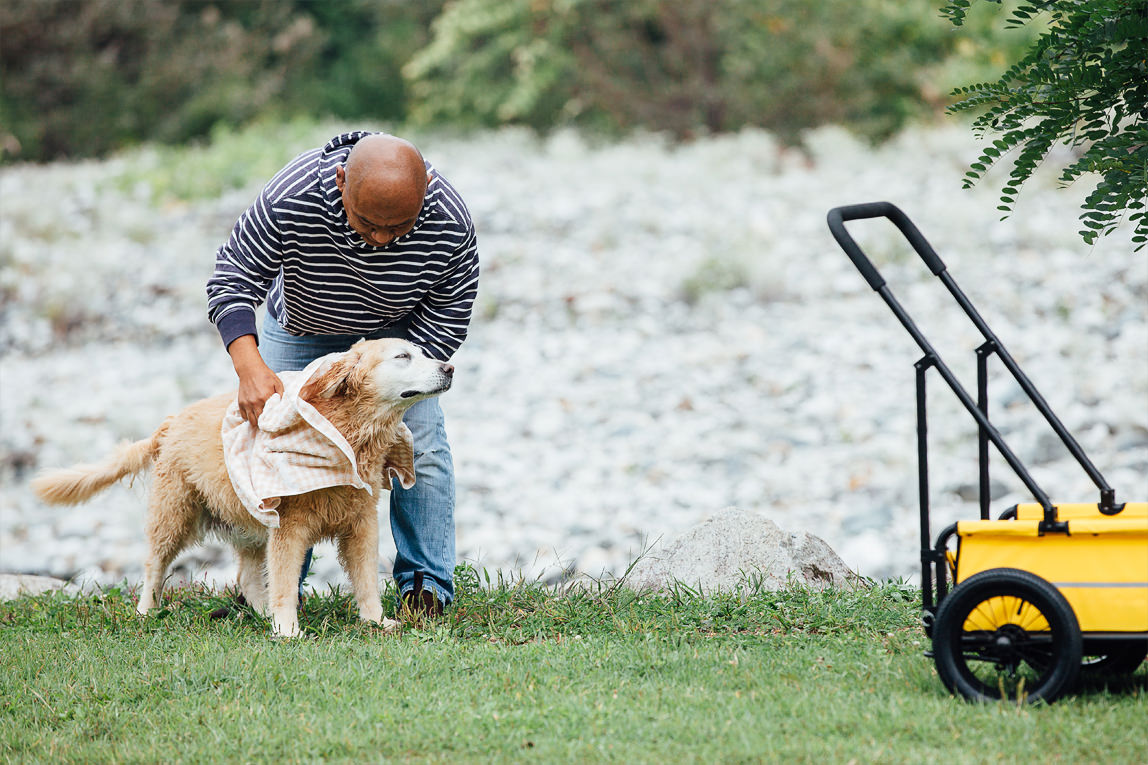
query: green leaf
[{"left": 948, "top": 0, "right": 1147, "bottom": 248}]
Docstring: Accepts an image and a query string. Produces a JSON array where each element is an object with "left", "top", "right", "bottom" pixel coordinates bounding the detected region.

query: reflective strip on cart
[{"left": 1053, "top": 582, "right": 1148, "bottom": 588}]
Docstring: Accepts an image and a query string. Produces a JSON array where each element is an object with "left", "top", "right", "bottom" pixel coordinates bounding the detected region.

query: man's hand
[{"left": 227, "top": 334, "right": 284, "bottom": 428}]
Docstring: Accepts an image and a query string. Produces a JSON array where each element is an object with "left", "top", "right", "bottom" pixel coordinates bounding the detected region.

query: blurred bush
[
  {"left": 275, "top": 1, "right": 444, "bottom": 126},
  {"left": 117, "top": 118, "right": 344, "bottom": 203},
  {"left": 2, "top": 0, "right": 312, "bottom": 159},
  {"left": 1, "top": 0, "right": 1028, "bottom": 162},
  {"left": 0, "top": 0, "right": 442, "bottom": 162},
  {"left": 403, "top": 0, "right": 1031, "bottom": 142}
]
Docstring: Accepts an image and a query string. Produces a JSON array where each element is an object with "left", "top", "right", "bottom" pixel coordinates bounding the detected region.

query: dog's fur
[{"left": 32, "top": 338, "right": 453, "bottom": 637}]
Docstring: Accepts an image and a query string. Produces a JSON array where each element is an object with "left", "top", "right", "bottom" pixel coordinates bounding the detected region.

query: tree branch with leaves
[{"left": 943, "top": 0, "right": 1147, "bottom": 250}]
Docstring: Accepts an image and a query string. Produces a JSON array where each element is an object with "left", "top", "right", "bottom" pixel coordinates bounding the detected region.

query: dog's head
[
  {"left": 300, "top": 338, "right": 454, "bottom": 408},
  {"left": 298, "top": 339, "right": 453, "bottom": 488}
]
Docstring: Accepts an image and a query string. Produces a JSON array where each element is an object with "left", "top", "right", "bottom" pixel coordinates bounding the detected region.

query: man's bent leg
[{"left": 390, "top": 396, "right": 456, "bottom": 607}]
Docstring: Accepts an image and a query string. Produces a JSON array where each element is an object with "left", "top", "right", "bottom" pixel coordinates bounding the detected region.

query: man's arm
[
  {"left": 206, "top": 187, "right": 283, "bottom": 349},
  {"left": 207, "top": 187, "right": 286, "bottom": 426},
  {"left": 228, "top": 334, "right": 284, "bottom": 428},
  {"left": 406, "top": 227, "right": 480, "bottom": 361}
]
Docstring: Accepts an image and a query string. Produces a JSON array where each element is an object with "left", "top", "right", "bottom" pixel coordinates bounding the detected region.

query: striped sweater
[{"left": 206, "top": 131, "right": 479, "bottom": 361}]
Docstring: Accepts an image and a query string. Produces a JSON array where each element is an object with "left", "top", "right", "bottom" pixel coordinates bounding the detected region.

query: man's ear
[
  {"left": 300, "top": 349, "right": 363, "bottom": 401},
  {"left": 335, "top": 163, "right": 346, "bottom": 193},
  {"left": 383, "top": 423, "right": 416, "bottom": 490}
]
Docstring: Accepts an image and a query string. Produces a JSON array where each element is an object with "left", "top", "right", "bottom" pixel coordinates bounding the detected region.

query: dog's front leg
[
  {"left": 337, "top": 514, "right": 399, "bottom": 632},
  {"left": 266, "top": 525, "right": 308, "bottom": 638}
]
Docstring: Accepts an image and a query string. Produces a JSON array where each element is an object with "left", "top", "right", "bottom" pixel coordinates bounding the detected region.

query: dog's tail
[{"left": 31, "top": 424, "right": 166, "bottom": 506}]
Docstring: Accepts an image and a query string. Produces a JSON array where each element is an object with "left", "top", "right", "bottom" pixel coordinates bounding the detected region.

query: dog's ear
[
  {"left": 382, "top": 423, "right": 416, "bottom": 490},
  {"left": 300, "top": 349, "right": 365, "bottom": 401}
]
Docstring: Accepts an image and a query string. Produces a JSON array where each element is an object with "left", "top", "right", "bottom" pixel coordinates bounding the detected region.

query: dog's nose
[{"left": 442, "top": 363, "right": 454, "bottom": 376}]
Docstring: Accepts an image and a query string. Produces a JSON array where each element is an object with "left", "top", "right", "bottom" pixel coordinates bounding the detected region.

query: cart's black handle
[{"left": 827, "top": 202, "right": 948, "bottom": 290}]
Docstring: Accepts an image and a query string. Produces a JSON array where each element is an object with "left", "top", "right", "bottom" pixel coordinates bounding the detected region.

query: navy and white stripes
[{"left": 207, "top": 131, "right": 479, "bottom": 361}]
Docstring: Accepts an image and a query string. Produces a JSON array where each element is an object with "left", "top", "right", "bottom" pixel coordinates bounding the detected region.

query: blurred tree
[
  {"left": 563, "top": 0, "right": 728, "bottom": 134},
  {"left": 0, "top": 0, "right": 322, "bottom": 160},
  {"left": 0, "top": 0, "right": 1043, "bottom": 162},
  {"left": 402, "top": 0, "right": 1006, "bottom": 142},
  {"left": 402, "top": 0, "right": 579, "bottom": 130},
  {"left": 279, "top": 0, "right": 444, "bottom": 122},
  {"left": 944, "top": 0, "right": 1148, "bottom": 249},
  {"left": 718, "top": 0, "right": 961, "bottom": 142}
]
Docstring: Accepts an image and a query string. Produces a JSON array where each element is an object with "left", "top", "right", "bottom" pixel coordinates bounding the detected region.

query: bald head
[{"left": 336, "top": 134, "right": 429, "bottom": 247}]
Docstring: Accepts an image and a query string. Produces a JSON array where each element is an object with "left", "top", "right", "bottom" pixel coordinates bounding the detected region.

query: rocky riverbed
[{"left": 2, "top": 123, "right": 1145, "bottom": 591}]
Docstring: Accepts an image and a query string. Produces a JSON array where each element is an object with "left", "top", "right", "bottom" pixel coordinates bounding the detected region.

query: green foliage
[
  {"left": 402, "top": 0, "right": 1026, "bottom": 142},
  {"left": 943, "top": 0, "right": 1148, "bottom": 249},
  {"left": 717, "top": 0, "right": 953, "bottom": 142},
  {"left": 1, "top": 0, "right": 1038, "bottom": 162},
  {"left": 402, "top": 0, "right": 579, "bottom": 130},
  {"left": 117, "top": 117, "right": 344, "bottom": 203},
  {"left": 0, "top": 0, "right": 443, "bottom": 162},
  {"left": 274, "top": 0, "right": 445, "bottom": 122},
  {"left": 0, "top": 0, "right": 323, "bottom": 160}
]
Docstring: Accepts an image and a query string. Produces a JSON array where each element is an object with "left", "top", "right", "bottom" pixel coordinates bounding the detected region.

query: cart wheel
[
  {"left": 933, "top": 568, "right": 1082, "bottom": 703},
  {"left": 1083, "top": 640, "right": 1148, "bottom": 676}
]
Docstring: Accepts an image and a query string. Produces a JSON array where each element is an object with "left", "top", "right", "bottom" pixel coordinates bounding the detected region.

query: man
[{"left": 206, "top": 131, "right": 478, "bottom": 616}]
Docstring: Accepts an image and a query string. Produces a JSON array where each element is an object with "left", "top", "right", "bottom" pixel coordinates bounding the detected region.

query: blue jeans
[{"left": 258, "top": 314, "right": 456, "bottom": 605}]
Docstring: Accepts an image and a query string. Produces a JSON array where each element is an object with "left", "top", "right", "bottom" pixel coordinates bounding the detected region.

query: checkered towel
[{"left": 221, "top": 352, "right": 374, "bottom": 528}]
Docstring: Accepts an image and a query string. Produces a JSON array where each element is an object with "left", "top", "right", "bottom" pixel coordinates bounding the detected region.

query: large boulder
[{"left": 626, "top": 507, "right": 856, "bottom": 593}]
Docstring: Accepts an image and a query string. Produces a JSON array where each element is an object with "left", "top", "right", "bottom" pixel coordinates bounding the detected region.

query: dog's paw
[
  {"left": 364, "top": 616, "right": 402, "bottom": 635},
  {"left": 271, "top": 616, "right": 301, "bottom": 639}
]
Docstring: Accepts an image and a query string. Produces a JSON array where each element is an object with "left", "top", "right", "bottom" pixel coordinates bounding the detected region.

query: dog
[{"left": 32, "top": 338, "right": 453, "bottom": 637}]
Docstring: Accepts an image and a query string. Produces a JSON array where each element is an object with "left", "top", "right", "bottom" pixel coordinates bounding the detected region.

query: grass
[
  {"left": 111, "top": 116, "right": 355, "bottom": 204},
  {"left": 2, "top": 568, "right": 1145, "bottom": 763}
]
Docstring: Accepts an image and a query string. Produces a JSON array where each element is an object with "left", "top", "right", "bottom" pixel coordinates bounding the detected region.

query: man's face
[{"left": 335, "top": 164, "right": 424, "bottom": 248}]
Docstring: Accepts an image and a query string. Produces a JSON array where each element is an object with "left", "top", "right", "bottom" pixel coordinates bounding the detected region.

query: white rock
[
  {"left": 0, "top": 573, "right": 81, "bottom": 600},
  {"left": 626, "top": 507, "right": 857, "bottom": 593}
]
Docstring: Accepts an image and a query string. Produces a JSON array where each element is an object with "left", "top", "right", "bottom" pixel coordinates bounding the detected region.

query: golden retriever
[{"left": 32, "top": 338, "right": 453, "bottom": 637}]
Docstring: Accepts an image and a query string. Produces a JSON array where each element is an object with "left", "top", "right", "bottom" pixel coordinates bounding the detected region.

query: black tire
[
  {"left": 1083, "top": 640, "right": 1148, "bottom": 676},
  {"left": 933, "top": 568, "right": 1082, "bottom": 703}
]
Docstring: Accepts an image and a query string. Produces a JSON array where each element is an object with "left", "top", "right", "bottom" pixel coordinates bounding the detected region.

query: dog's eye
[{"left": 395, "top": 352, "right": 411, "bottom": 361}]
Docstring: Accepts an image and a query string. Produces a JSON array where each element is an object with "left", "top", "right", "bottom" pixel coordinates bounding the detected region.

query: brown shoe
[{"left": 401, "top": 572, "right": 444, "bottom": 620}]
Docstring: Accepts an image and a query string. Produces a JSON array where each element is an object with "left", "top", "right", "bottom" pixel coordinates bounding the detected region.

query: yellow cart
[{"left": 828, "top": 203, "right": 1148, "bottom": 703}]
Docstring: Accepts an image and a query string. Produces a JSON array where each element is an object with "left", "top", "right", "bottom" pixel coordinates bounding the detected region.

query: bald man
[{"left": 207, "top": 131, "right": 479, "bottom": 617}]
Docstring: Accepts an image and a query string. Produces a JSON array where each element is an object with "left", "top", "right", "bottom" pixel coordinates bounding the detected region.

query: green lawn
[{"left": 2, "top": 570, "right": 1144, "bottom": 763}]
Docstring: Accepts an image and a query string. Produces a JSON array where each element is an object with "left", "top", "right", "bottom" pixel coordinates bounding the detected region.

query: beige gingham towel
[{"left": 221, "top": 352, "right": 373, "bottom": 528}]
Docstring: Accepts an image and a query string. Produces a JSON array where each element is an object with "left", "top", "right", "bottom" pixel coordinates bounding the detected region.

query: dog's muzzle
[{"left": 401, "top": 363, "right": 454, "bottom": 399}]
